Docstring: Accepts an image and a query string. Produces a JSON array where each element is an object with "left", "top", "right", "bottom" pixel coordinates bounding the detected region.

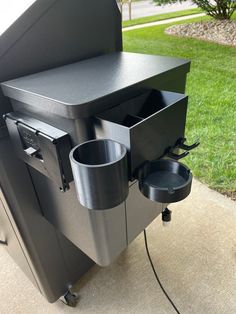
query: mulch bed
[
  {"left": 223, "top": 192, "right": 236, "bottom": 201},
  {"left": 165, "top": 20, "right": 236, "bottom": 47}
]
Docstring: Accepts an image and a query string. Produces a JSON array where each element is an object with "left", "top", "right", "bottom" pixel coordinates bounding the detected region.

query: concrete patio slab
[{"left": 0, "top": 178, "right": 236, "bottom": 314}]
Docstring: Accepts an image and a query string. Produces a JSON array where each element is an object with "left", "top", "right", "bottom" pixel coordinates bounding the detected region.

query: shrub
[{"left": 153, "top": 0, "right": 236, "bottom": 20}]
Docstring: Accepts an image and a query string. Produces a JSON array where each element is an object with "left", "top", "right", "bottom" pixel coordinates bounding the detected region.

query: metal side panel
[
  {"left": 0, "top": 125, "right": 8, "bottom": 139},
  {"left": 0, "top": 136, "right": 93, "bottom": 303},
  {"left": 0, "top": 188, "right": 38, "bottom": 288},
  {"left": 126, "top": 182, "right": 166, "bottom": 243},
  {"left": 55, "top": 231, "right": 94, "bottom": 283},
  {"left": 29, "top": 168, "right": 128, "bottom": 267},
  {"left": 29, "top": 165, "right": 165, "bottom": 265}
]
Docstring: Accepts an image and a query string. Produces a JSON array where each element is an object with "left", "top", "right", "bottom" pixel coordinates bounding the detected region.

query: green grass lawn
[
  {"left": 122, "top": 8, "right": 202, "bottom": 28},
  {"left": 123, "top": 15, "right": 236, "bottom": 197}
]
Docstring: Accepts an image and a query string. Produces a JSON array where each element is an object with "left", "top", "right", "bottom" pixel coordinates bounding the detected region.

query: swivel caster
[{"left": 62, "top": 290, "right": 79, "bottom": 307}]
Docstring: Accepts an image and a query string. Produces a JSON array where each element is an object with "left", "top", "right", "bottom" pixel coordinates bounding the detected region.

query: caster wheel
[{"left": 63, "top": 291, "right": 79, "bottom": 307}]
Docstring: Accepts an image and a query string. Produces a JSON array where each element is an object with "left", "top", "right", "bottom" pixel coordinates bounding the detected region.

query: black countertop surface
[{"left": 1, "top": 52, "right": 190, "bottom": 118}]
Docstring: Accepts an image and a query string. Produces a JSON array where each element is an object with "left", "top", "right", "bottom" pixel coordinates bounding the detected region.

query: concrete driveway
[{"left": 122, "top": 0, "right": 197, "bottom": 20}]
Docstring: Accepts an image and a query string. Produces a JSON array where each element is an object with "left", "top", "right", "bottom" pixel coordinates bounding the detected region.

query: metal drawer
[{"left": 95, "top": 90, "right": 188, "bottom": 178}]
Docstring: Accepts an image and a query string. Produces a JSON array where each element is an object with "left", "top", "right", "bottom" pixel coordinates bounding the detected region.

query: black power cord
[{"left": 144, "top": 229, "right": 180, "bottom": 314}]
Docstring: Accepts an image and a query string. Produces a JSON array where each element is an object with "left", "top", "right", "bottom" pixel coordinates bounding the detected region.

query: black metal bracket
[
  {"left": 4, "top": 112, "right": 73, "bottom": 192},
  {"left": 176, "top": 137, "right": 200, "bottom": 151},
  {"left": 166, "top": 137, "right": 200, "bottom": 161},
  {"left": 167, "top": 150, "right": 189, "bottom": 160}
]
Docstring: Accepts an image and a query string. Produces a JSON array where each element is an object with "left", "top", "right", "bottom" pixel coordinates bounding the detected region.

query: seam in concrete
[{"left": 123, "top": 13, "right": 206, "bottom": 31}]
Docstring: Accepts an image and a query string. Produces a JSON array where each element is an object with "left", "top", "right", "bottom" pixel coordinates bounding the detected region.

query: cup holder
[
  {"left": 138, "top": 159, "right": 192, "bottom": 203},
  {"left": 70, "top": 139, "right": 129, "bottom": 210}
]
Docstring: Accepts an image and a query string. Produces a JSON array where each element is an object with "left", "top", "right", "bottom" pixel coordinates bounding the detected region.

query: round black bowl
[{"left": 139, "top": 159, "right": 192, "bottom": 203}]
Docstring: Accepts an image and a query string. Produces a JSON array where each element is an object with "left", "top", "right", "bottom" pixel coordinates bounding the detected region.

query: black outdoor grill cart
[{"left": 0, "top": 0, "right": 197, "bottom": 306}]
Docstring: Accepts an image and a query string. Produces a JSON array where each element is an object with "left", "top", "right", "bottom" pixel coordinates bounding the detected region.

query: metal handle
[
  {"left": 167, "top": 150, "right": 189, "bottom": 160},
  {"left": 0, "top": 240, "right": 7, "bottom": 246},
  {"left": 177, "top": 138, "right": 200, "bottom": 151}
]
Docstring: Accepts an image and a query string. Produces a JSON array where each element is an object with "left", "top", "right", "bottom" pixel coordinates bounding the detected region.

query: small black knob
[{"left": 162, "top": 207, "right": 172, "bottom": 226}]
